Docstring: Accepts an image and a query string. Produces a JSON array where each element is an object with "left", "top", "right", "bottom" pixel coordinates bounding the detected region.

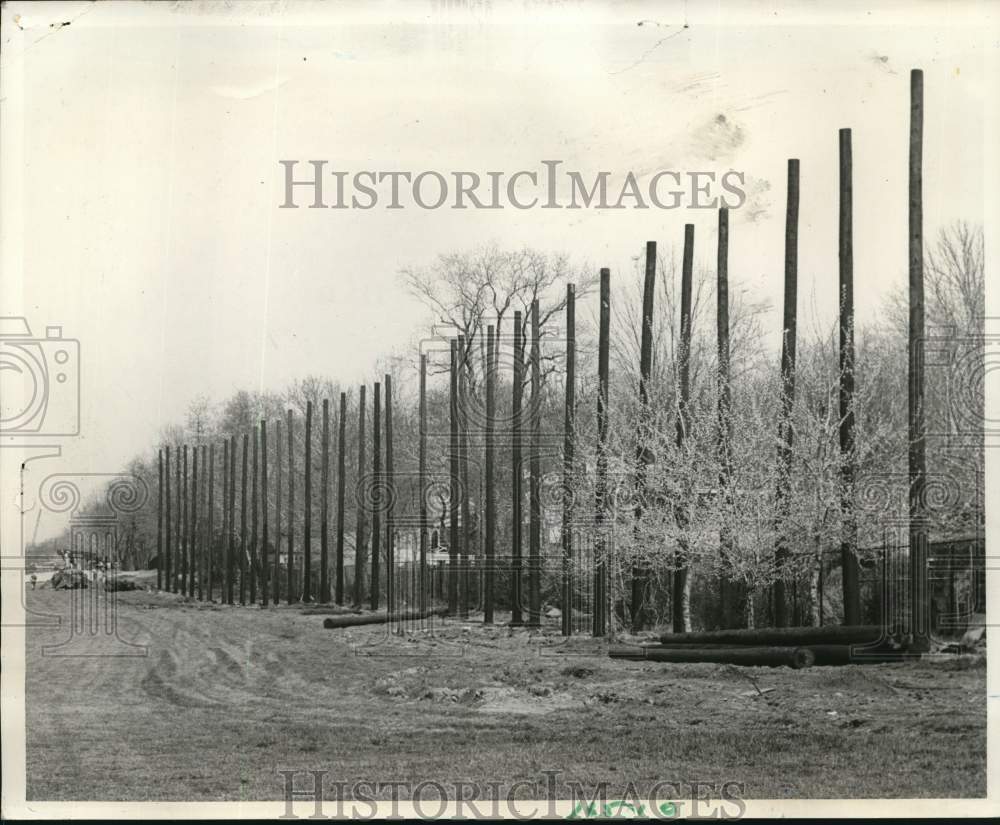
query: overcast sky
[{"left": 2, "top": 0, "right": 995, "bottom": 541}]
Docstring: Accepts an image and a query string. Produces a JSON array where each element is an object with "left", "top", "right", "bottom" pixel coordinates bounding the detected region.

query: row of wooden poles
[
  {"left": 152, "top": 288, "right": 613, "bottom": 634},
  {"left": 153, "top": 68, "right": 930, "bottom": 639},
  {"left": 639, "top": 69, "right": 930, "bottom": 636}
]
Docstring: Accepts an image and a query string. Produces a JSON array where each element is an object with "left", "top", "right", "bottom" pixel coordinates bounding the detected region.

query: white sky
[{"left": 1, "top": 0, "right": 997, "bottom": 541}]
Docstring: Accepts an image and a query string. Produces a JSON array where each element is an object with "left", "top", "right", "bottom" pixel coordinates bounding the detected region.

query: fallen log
[
  {"left": 322, "top": 607, "right": 447, "bottom": 629},
  {"left": 657, "top": 625, "right": 897, "bottom": 648},
  {"left": 609, "top": 645, "right": 815, "bottom": 669},
  {"left": 805, "top": 644, "right": 918, "bottom": 666}
]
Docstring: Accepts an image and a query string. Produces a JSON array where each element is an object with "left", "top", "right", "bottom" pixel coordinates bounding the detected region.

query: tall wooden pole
[
  {"left": 717, "top": 209, "right": 737, "bottom": 628},
  {"left": 157, "top": 449, "right": 163, "bottom": 591},
  {"left": 457, "top": 335, "right": 471, "bottom": 620},
  {"left": 260, "top": 420, "right": 269, "bottom": 607},
  {"left": 561, "top": 286, "right": 576, "bottom": 636},
  {"left": 773, "top": 158, "right": 800, "bottom": 628},
  {"left": 839, "top": 128, "right": 862, "bottom": 626},
  {"left": 908, "top": 68, "right": 928, "bottom": 644},
  {"left": 385, "top": 375, "right": 395, "bottom": 613},
  {"left": 185, "top": 449, "right": 193, "bottom": 595},
  {"left": 511, "top": 311, "right": 524, "bottom": 627},
  {"left": 164, "top": 446, "right": 172, "bottom": 593},
  {"left": 191, "top": 444, "right": 199, "bottom": 599},
  {"left": 418, "top": 357, "right": 428, "bottom": 613},
  {"left": 354, "top": 387, "right": 366, "bottom": 607},
  {"left": 593, "top": 269, "right": 611, "bottom": 637},
  {"left": 528, "top": 303, "right": 543, "bottom": 628},
  {"left": 274, "top": 419, "right": 282, "bottom": 605},
  {"left": 632, "top": 241, "right": 657, "bottom": 632},
  {"left": 181, "top": 444, "right": 188, "bottom": 596},
  {"left": 174, "top": 444, "right": 182, "bottom": 595},
  {"left": 222, "top": 439, "right": 229, "bottom": 602},
  {"left": 227, "top": 434, "right": 236, "bottom": 605},
  {"left": 190, "top": 444, "right": 197, "bottom": 597},
  {"left": 484, "top": 326, "right": 496, "bottom": 624},
  {"left": 320, "top": 398, "right": 331, "bottom": 602},
  {"left": 371, "top": 382, "right": 382, "bottom": 611},
  {"left": 303, "top": 400, "right": 313, "bottom": 602},
  {"left": 250, "top": 427, "right": 259, "bottom": 605},
  {"left": 336, "top": 393, "right": 347, "bottom": 605},
  {"left": 673, "top": 224, "right": 695, "bottom": 634},
  {"left": 240, "top": 433, "right": 249, "bottom": 605},
  {"left": 203, "top": 447, "right": 211, "bottom": 598},
  {"left": 207, "top": 444, "right": 215, "bottom": 601},
  {"left": 286, "top": 409, "right": 295, "bottom": 604},
  {"left": 448, "top": 341, "right": 460, "bottom": 615}
]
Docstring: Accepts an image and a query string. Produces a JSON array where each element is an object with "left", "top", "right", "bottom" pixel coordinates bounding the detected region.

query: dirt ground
[{"left": 23, "top": 585, "right": 986, "bottom": 802}]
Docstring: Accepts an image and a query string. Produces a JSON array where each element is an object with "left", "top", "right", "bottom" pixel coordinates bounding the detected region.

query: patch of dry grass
[{"left": 24, "top": 590, "right": 986, "bottom": 801}]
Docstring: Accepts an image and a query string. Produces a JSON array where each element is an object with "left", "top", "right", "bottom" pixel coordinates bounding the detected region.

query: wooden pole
[
  {"left": 164, "top": 446, "right": 172, "bottom": 593},
  {"left": 632, "top": 241, "right": 657, "bottom": 632},
  {"left": 561, "top": 286, "right": 576, "bottom": 636},
  {"left": 717, "top": 209, "right": 736, "bottom": 628},
  {"left": 658, "top": 623, "right": 897, "bottom": 647},
  {"left": 286, "top": 409, "right": 295, "bottom": 604},
  {"left": 321, "top": 397, "right": 331, "bottom": 603},
  {"left": 207, "top": 444, "right": 215, "bottom": 601},
  {"left": 484, "top": 326, "right": 496, "bottom": 624},
  {"left": 157, "top": 449, "right": 163, "bottom": 590},
  {"left": 201, "top": 446, "right": 209, "bottom": 600},
  {"left": 448, "top": 340, "right": 459, "bottom": 615},
  {"left": 261, "top": 419, "right": 269, "bottom": 607},
  {"left": 174, "top": 444, "right": 182, "bottom": 595},
  {"left": 336, "top": 393, "right": 347, "bottom": 605},
  {"left": 673, "top": 224, "right": 694, "bottom": 634},
  {"left": 227, "top": 435, "right": 236, "bottom": 605},
  {"left": 191, "top": 444, "right": 199, "bottom": 599},
  {"left": 610, "top": 645, "right": 815, "bottom": 669},
  {"left": 773, "top": 159, "right": 800, "bottom": 628},
  {"left": 385, "top": 375, "right": 395, "bottom": 613},
  {"left": 839, "top": 128, "right": 862, "bottom": 626},
  {"left": 354, "top": 387, "right": 366, "bottom": 607},
  {"left": 240, "top": 433, "right": 248, "bottom": 605},
  {"left": 303, "top": 400, "right": 313, "bottom": 602},
  {"left": 511, "top": 311, "right": 524, "bottom": 627},
  {"left": 457, "top": 335, "right": 471, "bottom": 620},
  {"left": 322, "top": 606, "right": 448, "bottom": 629},
  {"left": 221, "top": 439, "right": 229, "bottom": 602},
  {"left": 594, "top": 269, "right": 611, "bottom": 637},
  {"left": 418, "top": 357, "right": 428, "bottom": 613},
  {"left": 274, "top": 419, "right": 282, "bottom": 605},
  {"left": 528, "top": 301, "right": 542, "bottom": 628},
  {"left": 181, "top": 444, "right": 188, "bottom": 596},
  {"left": 250, "top": 426, "right": 259, "bottom": 605},
  {"left": 908, "top": 68, "right": 928, "bottom": 645},
  {"left": 371, "top": 382, "right": 382, "bottom": 611}
]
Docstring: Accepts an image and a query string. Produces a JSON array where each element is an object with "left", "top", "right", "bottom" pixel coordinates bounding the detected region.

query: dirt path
[{"left": 25, "top": 588, "right": 986, "bottom": 801}]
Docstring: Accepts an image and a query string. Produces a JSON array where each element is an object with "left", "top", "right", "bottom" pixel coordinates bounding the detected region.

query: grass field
[{"left": 24, "top": 586, "right": 986, "bottom": 802}]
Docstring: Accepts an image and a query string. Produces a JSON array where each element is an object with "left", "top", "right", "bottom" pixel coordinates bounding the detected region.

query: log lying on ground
[
  {"left": 657, "top": 625, "right": 898, "bottom": 648},
  {"left": 805, "top": 644, "right": 918, "bottom": 666},
  {"left": 610, "top": 645, "right": 815, "bottom": 669},
  {"left": 322, "top": 607, "right": 448, "bottom": 629}
]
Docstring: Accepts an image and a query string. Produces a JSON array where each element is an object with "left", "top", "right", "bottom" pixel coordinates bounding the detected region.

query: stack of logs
[{"left": 609, "top": 625, "right": 918, "bottom": 670}]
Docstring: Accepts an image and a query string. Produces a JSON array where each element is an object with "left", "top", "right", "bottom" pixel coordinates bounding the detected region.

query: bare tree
[{"left": 402, "top": 244, "right": 597, "bottom": 394}]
